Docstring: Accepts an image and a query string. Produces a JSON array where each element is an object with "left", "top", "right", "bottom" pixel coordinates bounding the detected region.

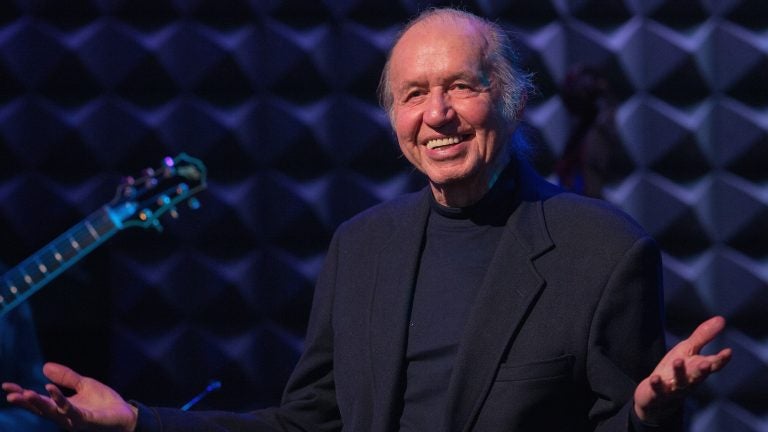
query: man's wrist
[{"left": 632, "top": 399, "right": 683, "bottom": 431}]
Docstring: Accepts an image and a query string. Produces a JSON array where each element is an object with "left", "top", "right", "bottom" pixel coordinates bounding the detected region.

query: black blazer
[{"left": 136, "top": 161, "right": 668, "bottom": 432}]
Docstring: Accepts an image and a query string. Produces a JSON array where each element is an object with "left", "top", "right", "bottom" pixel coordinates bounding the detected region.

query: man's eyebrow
[
  {"left": 441, "top": 71, "right": 491, "bottom": 88},
  {"left": 396, "top": 80, "right": 422, "bottom": 89},
  {"left": 393, "top": 80, "right": 426, "bottom": 96},
  {"left": 449, "top": 71, "right": 481, "bottom": 81},
  {"left": 395, "top": 71, "right": 486, "bottom": 91}
]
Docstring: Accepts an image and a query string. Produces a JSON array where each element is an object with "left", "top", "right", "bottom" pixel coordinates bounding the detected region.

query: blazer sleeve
[
  {"left": 135, "top": 232, "right": 344, "bottom": 432},
  {"left": 587, "top": 236, "right": 679, "bottom": 431}
]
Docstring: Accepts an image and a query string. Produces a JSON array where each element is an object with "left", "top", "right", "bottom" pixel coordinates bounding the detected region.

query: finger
[
  {"left": 48, "top": 384, "right": 86, "bottom": 430},
  {"left": 709, "top": 348, "right": 733, "bottom": 371},
  {"left": 682, "top": 359, "right": 712, "bottom": 388},
  {"left": 685, "top": 316, "right": 726, "bottom": 354},
  {"left": 672, "top": 358, "right": 688, "bottom": 389},
  {"left": 30, "top": 388, "right": 75, "bottom": 430},
  {"left": 649, "top": 374, "right": 666, "bottom": 395},
  {"left": 46, "top": 384, "right": 68, "bottom": 412},
  {"left": 42, "top": 362, "right": 85, "bottom": 392},
  {"left": 2, "top": 382, "right": 23, "bottom": 393},
  {"left": 22, "top": 388, "right": 57, "bottom": 417},
  {"left": 691, "top": 347, "right": 732, "bottom": 378},
  {"left": 6, "top": 390, "right": 43, "bottom": 413}
]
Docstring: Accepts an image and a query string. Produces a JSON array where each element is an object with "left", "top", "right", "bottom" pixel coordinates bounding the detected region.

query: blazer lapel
[
  {"left": 445, "top": 166, "right": 557, "bottom": 432},
  {"left": 367, "top": 189, "right": 431, "bottom": 432}
]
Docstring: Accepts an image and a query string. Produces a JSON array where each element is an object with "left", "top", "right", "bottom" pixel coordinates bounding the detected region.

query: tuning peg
[
  {"left": 169, "top": 208, "right": 179, "bottom": 219},
  {"left": 122, "top": 186, "right": 136, "bottom": 198},
  {"left": 176, "top": 183, "right": 189, "bottom": 195},
  {"left": 121, "top": 176, "right": 137, "bottom": 197},
  {"left": 152, "top": 219, "right": 164, "bottom": 232},
  {"left": 138, "top": 209, "right": 153, "bottom": 221},
  {"left": 156, "top": 195, "right": 171, "bottom": 207},
  {"left": 188, "top": 197, "right": 201, "bottom": 210}
]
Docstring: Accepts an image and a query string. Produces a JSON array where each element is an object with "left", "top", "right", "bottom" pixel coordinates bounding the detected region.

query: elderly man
[{"left": 4, "top": 7, "right": 730, "bottom": 432}]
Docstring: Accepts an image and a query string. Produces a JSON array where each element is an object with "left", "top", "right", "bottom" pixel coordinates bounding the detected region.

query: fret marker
[
  {"left": 0, "top": 295, "right": 4, "bottom": 303},
  {"left": 85, "top": 221, "right": 100, "bottom": 240},
  {"left": 54, "top": 252, "right": 63, "bottom": 262},
  {"left": 23, "top": 275, "right": 32, "bottom": 285},
  {"left": 70, "top": 238, "right": 81, "bottom": 250},
  {"left": 10, "top": 285, "right": 18, "bottom": 294},
  {"left": 38, "top": 263, "right": 48, "bottom": 273}
]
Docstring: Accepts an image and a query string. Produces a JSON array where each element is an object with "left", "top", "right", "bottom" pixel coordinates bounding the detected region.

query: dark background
[{"left": 0, "top": 0, "right": 766, "bottom": 431}]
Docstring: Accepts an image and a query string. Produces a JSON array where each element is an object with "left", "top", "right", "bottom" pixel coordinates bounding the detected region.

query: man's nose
[{"left": 424, "top": 91, "right": 455, "bottom": 127}]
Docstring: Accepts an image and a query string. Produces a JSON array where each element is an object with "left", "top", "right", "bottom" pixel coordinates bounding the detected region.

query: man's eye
[
  {"left": 404, "top": 90, "right": 425, "bottom": 100},
  {"left": 451, "top": 83, "right": 471, "bottom": 91}
]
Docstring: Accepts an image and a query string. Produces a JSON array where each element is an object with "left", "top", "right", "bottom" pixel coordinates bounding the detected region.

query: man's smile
[{"left": 425, "top": 134, "right": 471, "bottom": 149}]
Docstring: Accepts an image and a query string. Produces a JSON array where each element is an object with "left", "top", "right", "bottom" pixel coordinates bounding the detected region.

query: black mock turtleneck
[{"left": 398, "top": 165, "right": 518, "bottom": 431}]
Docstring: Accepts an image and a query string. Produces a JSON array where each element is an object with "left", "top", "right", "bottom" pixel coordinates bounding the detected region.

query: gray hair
[{"left": 377, "top": 8, "right": 534, "bottom": 127}]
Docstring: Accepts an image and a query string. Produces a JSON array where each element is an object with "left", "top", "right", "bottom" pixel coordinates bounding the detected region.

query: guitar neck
[
  {"left": 0, "top": 153, "right": 207, "bottom": 318},
  {"left": 0, "top": 207, "right": 120, "bottom": 317}
]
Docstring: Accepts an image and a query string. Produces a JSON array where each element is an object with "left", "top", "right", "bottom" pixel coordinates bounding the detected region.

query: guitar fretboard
[{"left": 0, "top": 207, "right": 119, "bottom": 317}]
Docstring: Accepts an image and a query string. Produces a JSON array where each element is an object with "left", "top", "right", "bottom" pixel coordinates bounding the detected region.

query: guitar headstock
[{"left": 109, "top": 153, "right": 207, "bottom": 231}]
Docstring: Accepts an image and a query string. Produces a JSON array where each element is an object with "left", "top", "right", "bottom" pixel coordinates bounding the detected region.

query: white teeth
[{"left": 426, "top": 136, "right": 461, "bottom": 149}]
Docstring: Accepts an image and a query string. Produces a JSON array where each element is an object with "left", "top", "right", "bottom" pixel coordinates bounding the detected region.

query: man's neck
[{"left": 430, "top": 153, "right": 511, "bottom": 208}]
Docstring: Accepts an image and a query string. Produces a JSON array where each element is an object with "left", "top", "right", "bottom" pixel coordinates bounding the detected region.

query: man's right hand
[{"left": 2, "top": 362, "right": 138, "bottom": 432}]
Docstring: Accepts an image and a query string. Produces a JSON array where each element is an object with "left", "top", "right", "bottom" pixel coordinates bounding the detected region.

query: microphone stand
[{"left": 181, "top": 380, "right": 222, "bottom": 411}]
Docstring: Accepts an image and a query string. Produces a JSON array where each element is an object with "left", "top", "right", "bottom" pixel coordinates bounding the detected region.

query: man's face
[{"left": 388, "top": 18, "right": 510, "bottom": 205}]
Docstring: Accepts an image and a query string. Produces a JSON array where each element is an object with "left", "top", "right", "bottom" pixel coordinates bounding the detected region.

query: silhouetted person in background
[{"left": 556, "top": 65, "right": 630, "bottom": 198}]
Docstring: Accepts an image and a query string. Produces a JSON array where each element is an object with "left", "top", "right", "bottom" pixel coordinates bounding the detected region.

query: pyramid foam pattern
[{"left": 0, "top": 0, "right": 766, "bottom": 430}]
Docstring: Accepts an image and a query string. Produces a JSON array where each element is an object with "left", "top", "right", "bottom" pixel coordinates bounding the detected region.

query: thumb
[{"left": 42, "top": 362, "right": 85, "bottom": 392}]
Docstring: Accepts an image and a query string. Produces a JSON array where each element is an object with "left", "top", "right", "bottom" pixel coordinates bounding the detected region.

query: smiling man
[
  {"left": 382, "top": 9, "right": 529, "bottom": 207},
  {"left": 4, "top": 8, "right": 730, "bottom": 432}
]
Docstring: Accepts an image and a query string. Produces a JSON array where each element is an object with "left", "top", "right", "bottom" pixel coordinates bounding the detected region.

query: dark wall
[{"left": 0, "top": 1, "right": 765, "bottom": 430}]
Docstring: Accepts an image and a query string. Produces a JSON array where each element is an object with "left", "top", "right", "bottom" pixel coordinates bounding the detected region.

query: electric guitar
[{"left": 0, "top": 153, "right": 207, "bottom": 318}]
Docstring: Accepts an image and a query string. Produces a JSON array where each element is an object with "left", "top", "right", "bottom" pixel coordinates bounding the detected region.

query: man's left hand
[{"left": 633, "top": 316, "right": 732, "bottom": 424}]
